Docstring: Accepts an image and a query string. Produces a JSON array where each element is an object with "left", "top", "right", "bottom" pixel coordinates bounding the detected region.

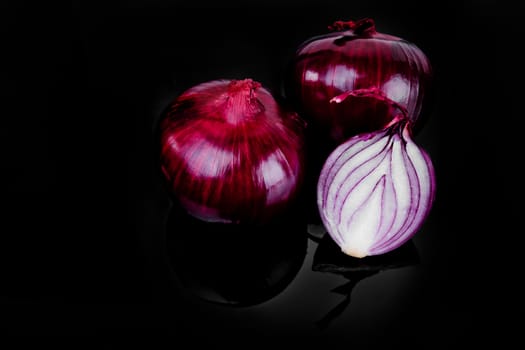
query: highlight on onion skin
[
  {"left": 159, "top": 79, "right": 306, "bottom": 224},
  {"left": 317, "top": 116, "right": 436, "bottom": 258},
  {"left": 285, "top": 18, "right": 433, "bottom": 144}
]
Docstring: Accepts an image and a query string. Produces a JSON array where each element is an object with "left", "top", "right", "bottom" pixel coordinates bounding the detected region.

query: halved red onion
[{"left": 317, "top": 118, "right": 436, "bottom": 258}]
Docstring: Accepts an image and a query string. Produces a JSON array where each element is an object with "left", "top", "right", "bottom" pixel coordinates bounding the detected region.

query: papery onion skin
[
  {"left": 285, "top": 18, "right": 433, "bottom": 144},
  {"left": 159, "top": 79, "right": 306, "bottom": 224},
  {"left": 317, "top": 118, "right": 436, "bottom": 258}
]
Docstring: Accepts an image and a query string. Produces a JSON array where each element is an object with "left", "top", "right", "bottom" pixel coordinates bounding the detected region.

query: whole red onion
[
  {"left": 285, "top": 18, "right": 432, "bottom": 144},
  {"left": 159, "top": 79, "right": 306, "bottom": 224}
]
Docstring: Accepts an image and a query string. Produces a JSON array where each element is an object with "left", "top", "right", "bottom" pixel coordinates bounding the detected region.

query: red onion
[
  {"left": 285, "top": 18, "right": 432, "bottom": 143},
  {"left": 159, "top": 79, "right": 306, "bottom": 224},
  {"left": 317, "top": 112, "right": 436, "bottom": 258}
]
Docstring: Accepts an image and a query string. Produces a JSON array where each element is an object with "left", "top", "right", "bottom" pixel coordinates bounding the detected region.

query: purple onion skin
[
  {"left": 160, "top": 79, "right": 306, "bottom": 224},
  {"left": 285, "top": 18, "right": 432, "bottom": 144},
  {"left": 317, "top": 118, "right": 436, "bottom": 258}
]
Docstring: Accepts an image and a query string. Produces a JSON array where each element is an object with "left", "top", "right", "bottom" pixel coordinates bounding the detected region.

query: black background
[{"left": 1, "top": 0, "right": 522, "bottom": 344}]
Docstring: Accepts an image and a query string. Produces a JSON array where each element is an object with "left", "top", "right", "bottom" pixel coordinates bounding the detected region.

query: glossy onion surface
[
  {"left": 160, "top": 79, "right": 305, "bottom": 224},
  {"left": 285, "top": 18, "right": 432, "bottom": 143},
  {"left": 317, "top": 118, "right": 436, "bottom": 258}
]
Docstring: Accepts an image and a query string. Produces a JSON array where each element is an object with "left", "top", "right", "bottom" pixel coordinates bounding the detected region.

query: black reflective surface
[
  {"left": 312, "top": 233, "right": 420, "bottom": 330},
  {"left": 1, "top": 0, "right": 522, "bottom": 344},
  {"left": 165, "top": 205, "right": 308, "bottom": 307},
  {"left": 160, "top": 204, "right": 428, "bottom": 341}
]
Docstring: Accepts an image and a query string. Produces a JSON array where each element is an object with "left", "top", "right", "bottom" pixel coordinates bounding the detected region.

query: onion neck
[
  {"left": 224, "top": 79, "right": 265, "bottom": 123},
  {"left": 328, "top": 18, "right": 376, "bottom": 35}
]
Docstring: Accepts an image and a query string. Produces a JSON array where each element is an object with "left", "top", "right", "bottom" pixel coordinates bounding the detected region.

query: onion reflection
[
  {"left": 165, "top": 205, "right": 308, "bottom": 307},
  {"left": 312, "top": 234, "right": 420, "bottom": 329}
]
